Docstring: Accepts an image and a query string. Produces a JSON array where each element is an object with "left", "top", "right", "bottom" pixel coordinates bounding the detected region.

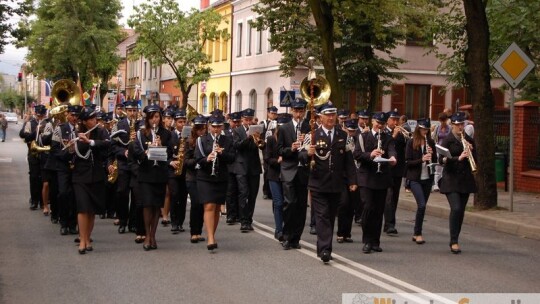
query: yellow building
[{"left": 199, "top": 0, "right": 232, "bottom": 114}]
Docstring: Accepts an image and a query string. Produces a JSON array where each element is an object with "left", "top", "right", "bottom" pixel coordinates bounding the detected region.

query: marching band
[{"left": 19, "top": 84, "right": 478, "bottom": 262}]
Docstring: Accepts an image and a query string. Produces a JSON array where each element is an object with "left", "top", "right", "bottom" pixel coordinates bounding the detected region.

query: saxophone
[
  {"left": 108, "top": 160, "right": 118, "bottom": 183},
  {"left": 460, "top": 132, "right": 477, "bottom": 174},
  {"left": 174, "top": 136, "right": 186, "bottom": 176}
]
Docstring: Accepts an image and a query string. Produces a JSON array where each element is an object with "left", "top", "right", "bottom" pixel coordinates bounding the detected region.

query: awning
[{"left": 159, "top": 93, "right": 171, "bottom": 102}]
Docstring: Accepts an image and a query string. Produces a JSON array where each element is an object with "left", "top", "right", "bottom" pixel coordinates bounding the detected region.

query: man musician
[
  {"left": 300, "top": 101, "right": 357, "bottom": 263},
  {"left": 354, "top": 112, "right": 397, "bottom": 254}
]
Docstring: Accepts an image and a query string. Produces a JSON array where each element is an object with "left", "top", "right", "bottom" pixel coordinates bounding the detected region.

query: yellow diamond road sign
[{"left": 493, "top": 42, "right": 535, "bottom": 89}]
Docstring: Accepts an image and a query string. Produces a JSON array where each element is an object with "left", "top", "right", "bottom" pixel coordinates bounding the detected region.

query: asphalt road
[{"left": 0, "top": 124, "right": 539, "bottom": 304}]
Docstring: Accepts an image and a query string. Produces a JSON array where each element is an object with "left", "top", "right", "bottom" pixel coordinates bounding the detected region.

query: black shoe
[
  {"left": 309, "top": 227, "right": 317, "bottom": 235},
  {"left": 386, "top": 228, "right": 398, "bottom": 236},
  {"left": 290, "top": 242, "right": 301, "bottom": 249},
  {"left": 51, "top": 217, "right": 59, "bottom": 224},
  {"left": 372, "top": 245, "right": 383, "bottom": 252},
  {"left": 275, "top": 232, "right": 284, "bottom": 242},
  {"left": 118, "top": 226, "right": 126, "bottom": 234},
  {"left": 240, "top": 224, "right": 249, "bottom": 232},
  {"left": 362, "top": 243, "right": 372, "bottom": 254},
  {"left": 171, "top": 225, "right": 180, "bottom": 234},
  {"left": 207, "top": 243, "right": 218, "bottom": 250},
  {"left": 85, "top": 246, "right": 93, "bottom": 252},
  {"left": 143, "top": 244, "right": 152, "bottom": 251},
  {"left": 450, "top": 244, "right": 462, "bottom": 254},
  {"left": 60, "top": 227, "right": 69, "bottom": 235},
  {"left": 128, "top": 226, "right": 137, "bottom": 233},
  {"left": 282, "top": 241, "right": 292, "bottom": 250},
  {"left": 135, "top": 236, "right": 145, "bottom": 244},
  {"left": 78, "top": 248, "right": 86, "bottom": 255},
  {"left": 320, "top": 251, "right": 331, "bottom": 263},
  {"left": 226, "top": 218, "right": 236, "bottom": 225},
  {"left": 29, "top": 203, "right": 38, "bottom": 210},
  {"left": 150, "top": 244, "right": 158, "bottom": 250},
  {"left": 69, "top": 227, "right": 78, "bottom": 235},
  {"left": 161, "top": 219, "right": 170, "bottom": 226},
  {"left": 248, "top": 224, "right": 254, "bottom": 231},
  {"left": 354, "top": 218, "right": 362, "bottom": 225},
  {"left": 99, "top": 214, "right": 105, "bottom": 219},
  {"left": 190, "top": 236, "right": 199, "bottom": 243},
  {"left": 179, "top": 226, "right": 185, "bottom": 232}
]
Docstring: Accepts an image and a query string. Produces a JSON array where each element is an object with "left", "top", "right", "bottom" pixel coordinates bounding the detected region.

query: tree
[
  {"left": 253, "top": 0, "right": 435, "bottom": 110},
  {"left": 487, "top": 0, "right": 540, "bottom": 102},
  {"left": 15, "top": 0, "right": 124, "bottom": 100},
  {"left": 0, "top": 0, "right": 32, "bottom": 54},
  {"left": 0, "top": 90, "right": 25, "bottom": 112},
  {"left": 127, "top": 0, "right": 226, "bottom": 108}
]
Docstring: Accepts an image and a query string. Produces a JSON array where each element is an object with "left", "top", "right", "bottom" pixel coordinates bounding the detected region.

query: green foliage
[
  {"left": 0, "top": 0, "right": 32, "bottom": 54},
  {"left": 128, "top": 0, "right": 226, "bottom": 103},
  {"left": 0, "top": 90, "right": 25, "bottom": 111},
  {"left": 16, "top": 0, "right": 124, "bottom": 92},
  {"left": 487, "top": 0, "right": 540, "bottom": 102},
  {"left": 253, "top": 0, "right": 436, "bottom": 110}
]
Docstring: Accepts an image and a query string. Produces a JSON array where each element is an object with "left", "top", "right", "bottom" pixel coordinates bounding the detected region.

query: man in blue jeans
[{"left": 0, "top": 113, "right": 7, "bottom": 142}]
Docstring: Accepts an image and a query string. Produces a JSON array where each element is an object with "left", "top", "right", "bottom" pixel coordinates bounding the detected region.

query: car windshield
[{"left": 5, "top": 113, "right": 16, "bottom": 117}]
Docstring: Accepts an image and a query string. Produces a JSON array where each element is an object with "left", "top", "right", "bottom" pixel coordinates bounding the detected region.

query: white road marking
[
  {"left": 253, "top": 221, "right": 455, "bottom": 304},
  {"left": 0, "top": 157, "right": 13, "bottom": 163}
]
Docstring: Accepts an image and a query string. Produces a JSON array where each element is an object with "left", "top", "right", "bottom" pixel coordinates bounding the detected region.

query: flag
[{"left": 76, "top": 73, "right": 84, "bottom": 107}]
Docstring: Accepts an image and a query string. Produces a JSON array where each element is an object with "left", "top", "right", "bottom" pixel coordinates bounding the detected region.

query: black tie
[{"left": 328, "top": 130, "right": 332, "bottom": 142}]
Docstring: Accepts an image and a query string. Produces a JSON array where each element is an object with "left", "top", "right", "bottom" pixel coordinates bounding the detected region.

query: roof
[{"left": 116, "top": 30, "right": 138, "bottom": 58}]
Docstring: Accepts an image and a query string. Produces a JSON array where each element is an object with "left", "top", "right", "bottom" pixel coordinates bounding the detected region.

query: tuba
[
  {"left": 50, "top": 79, "right": 82, "bottom": 123},
  {"left": 300, "top": 56, "right": 331, "bottom": 169}
]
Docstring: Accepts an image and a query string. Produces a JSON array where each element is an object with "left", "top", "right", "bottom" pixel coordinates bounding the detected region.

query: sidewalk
[{"left": 398, "top": 188, "right": 540, "bottom": 241}]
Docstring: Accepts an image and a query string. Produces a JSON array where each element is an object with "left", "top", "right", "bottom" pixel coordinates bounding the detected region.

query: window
[
  {"left": 249, "top": 89, "right": 257, "bottom": 110},
  {"left": 267, "top": 30, "right": 273, "bottom": 52},
  {"left": 256, "top": 29, "right": 262, "bottom": 54},
  {"left": 148, "top": 62, "right": 151, "bottom": 79},
  {"left": 235, "top": 90, "right": 242, "bottom": 111},
  {"left": 214, "top": 39, "right": 220, "bottom": 62},
  {"left": 208, "top": 40, "right": 213, "bottom": 62},
  {"left": 236, "top": 23, "right": 243, "bottom": 57},
  {"left": 221, "top": 34, "right": 227, "bottom": 61},
  {"left": 220, "top": 92, "right": 228, "bottom": 113},
  {"left": 404, "top": 84, "right": 430, "bottom": 119},
  {"left": 265, "top": 88, "right": 273, "bottom": 108},
  {"left": 154, "top": 67, "right": 157, "bottom": 79},
  {"left": 143, "top": 62, "right": 147, "bottom": 80},
  {"left": 246, "top": 21, "right": 252, "bottom": 56},
  {"left": 201, "top": 94, "right": 208, "bottom": 113}
]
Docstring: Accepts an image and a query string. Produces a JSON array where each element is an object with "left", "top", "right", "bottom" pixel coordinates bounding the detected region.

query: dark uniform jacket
[
  {"left": 277, "top": 120, "right": 310, "bottom": 184},
  {"left": 299, "top": 127, "right": 357, "bottom": 193},
  {"left": 405, "top": 137, "right": 437, "bottom": 181},
  {"left": 353, "top": 130, "right": 397, "bottom": 189},
  {"left": 50, "top": 122, "right": 78, "bottom": 172},
  {"left": 264, "top": 135, "right": 281, "bottom": 182},
  {"left": 131, "top": 127, "right": 172, "bottom": 183},
  {"left": 71, "top": 127, "right": 110, "bottom": 184},
  {"left": 19, "top": 119, "right": 40, "bottom": 164},
  {"left": 195, "top": 133, "right": 235, "bottom": 182},
  {"left": 388, "top": 128, "right": 407, "bottom": 178},
  {"left": 438, "top": 132, "right": 477, "bottom": 194},
  {"left": 110, "top": 117, "right": 137, "bottom": 171},
  {"left": 231, "top": 125, "right": 263, "bottom": 176}
]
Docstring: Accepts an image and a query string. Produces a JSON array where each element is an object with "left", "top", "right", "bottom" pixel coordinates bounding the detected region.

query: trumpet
[
  {"left": 251, "top": 132, "right": 265, "bottom": 149},
  {"left": 460, "top": 132, "right": 477, "bottom": 174},
  {"left": 395, "top": 125, "right": 411, "bottom": 139}
]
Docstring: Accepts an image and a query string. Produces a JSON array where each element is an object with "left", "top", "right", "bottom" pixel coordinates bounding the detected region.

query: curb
[{"left": 398, "top": 197, "right": 540, "bottom": 241}]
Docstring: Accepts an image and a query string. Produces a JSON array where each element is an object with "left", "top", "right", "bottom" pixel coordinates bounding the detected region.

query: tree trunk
[
  {"left": 308, "top": 0, "right": 343, "bottom": 107},
  {"left": 462, "top": 0, "right": 497, "bottom": 209}
]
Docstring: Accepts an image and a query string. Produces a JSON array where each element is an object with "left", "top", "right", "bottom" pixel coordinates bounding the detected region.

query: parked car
[{"left": 4, "top": 112, "right": 18, "bottom": 124}]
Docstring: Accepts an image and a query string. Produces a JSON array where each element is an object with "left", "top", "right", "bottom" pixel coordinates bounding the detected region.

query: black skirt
[
  {"left": 197, "top": 180, "right": 227, "bottom": 205},
  {"left": 137, "top": 182, "right": 166, "bottom": 208},
  {"left": 74, "top": 182, "right": 105, "bottom": 214}
]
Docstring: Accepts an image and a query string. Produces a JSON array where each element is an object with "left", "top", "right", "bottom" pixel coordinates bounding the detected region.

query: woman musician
[
  {"left": 404, "top": 118, "right": 437, "bottom": 245},
  {"left": 70, "top": 107, "right": 110, "bottom": 254},
  {"left": 194, "top": 113, "right": 235, "bottom": 251},
  {"left": 131, "top": 104, "right": 172, "bottom": 251},
  {"left": 439, "top": 112, "right": 477, "bottom": 254}
]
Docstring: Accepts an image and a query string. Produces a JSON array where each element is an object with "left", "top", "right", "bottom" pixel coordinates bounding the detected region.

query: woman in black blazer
[
  {"left": 71, "top": 108, "right": 110, "bottom": 254},
  {"left": 195, "top": 113, "right": 235, "bottom": 251},
  {"left": 132, "top": 105, "right": 172, "bottom": 251},
  {"left": 405, "top": 118, "right": 437, "bottom": 245},
  {"left": 439, "top": 112, "right": 477, "bottom": 254}
]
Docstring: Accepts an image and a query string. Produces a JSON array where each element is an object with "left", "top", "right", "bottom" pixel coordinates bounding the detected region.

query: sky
[{"left": 0, "top": 0, "right": 200, "bottom": 76}]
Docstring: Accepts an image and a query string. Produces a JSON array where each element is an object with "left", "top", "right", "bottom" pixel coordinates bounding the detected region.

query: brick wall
[{"left": 514, "top": 101, "right": 540, "bottom": 193}]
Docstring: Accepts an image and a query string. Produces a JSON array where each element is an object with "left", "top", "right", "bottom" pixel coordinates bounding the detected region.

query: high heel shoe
[
  {"left": 78, "top": 248, "right": 86, "bottom": 255},
  {"left": 412, "top": 236, "right": 426, "bottom": 244},
  {"left": 118, "top": 225, "right": 126, "bottom": 234},
  {"left": 85, "top": 246, "right": 93, "bottom": 252},
  {"left": 450, "top": 244, "right": 461, "bottom": 254},
  {"left": 143, "top": 244, "right": 152, "bottom": 251},
  {"left": 207, "top": 243, "right": 218, "bottom": 251}
]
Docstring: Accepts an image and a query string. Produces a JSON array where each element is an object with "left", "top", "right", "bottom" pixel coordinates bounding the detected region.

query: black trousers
[
  {"left": 225, "top": 172, "right": 239, "bottom": 220},
  {"left": 262, "top": 163, "right": 271, "bottom": 198},
  {"left": 115, "top": 170, "right": 131, "bottom": 226},
  {"left": 237, "top": 174, "right": 260, "bottom": 225},
  {"left": 312, "top": 191, "right": 341, "bottom": 255},
  {"left": 46, "top": 170, "right": 59, "bottom": 219},
  {"left": 105, "top": 178, "right": 116, "bottom": 217},
  {"left": 354, "top": 189, "right": 364, "bottom": 222},
  {"left": 187, "top": 181, "right": 204, "bottom": 235},
  {"left": 384, "top": 176, "right": 403, "bottom": 231},
  {"left": 446, "top": 192, "right": 470, "bottom": 245},
  {"left": 282, "top": 175, "right": 308, "bottom": 244},
  {"left": 337, "top": 186, "right": 359, "bottom": 238},
  {"left": 360, "top": 187, "right": 388, "bottom": 246},
  {"left": 131, "top": 186, "right": 145, "bottom": 236},
  {"left": 57, "top": 170, "right": 76, "bottom": 228},
  {"left": 168, "top": 176, "right": 188, "bottom": 227},
  {"left": 28, "top": 157, "right": 42, "bottom": 205}
]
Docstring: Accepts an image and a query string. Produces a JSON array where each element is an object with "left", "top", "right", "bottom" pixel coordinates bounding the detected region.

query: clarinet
[
  {"left": 151, "top": 124, "right": 159, "bottom": 166},
  {"left": 376, "top": 129, "right": 382, "bottom": 173},
  {"left": 210, "top": 135, "right": 219, "bottom": 176}
]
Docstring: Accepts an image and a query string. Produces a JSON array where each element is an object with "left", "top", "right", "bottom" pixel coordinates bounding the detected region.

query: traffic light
[{"left": 17, "top": 73, "right": 22, "bottom": 82}]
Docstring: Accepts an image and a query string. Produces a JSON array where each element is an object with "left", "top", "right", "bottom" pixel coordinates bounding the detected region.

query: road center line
[{"left": 252, "top": 221, "right": 455, "bottom": 304}]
